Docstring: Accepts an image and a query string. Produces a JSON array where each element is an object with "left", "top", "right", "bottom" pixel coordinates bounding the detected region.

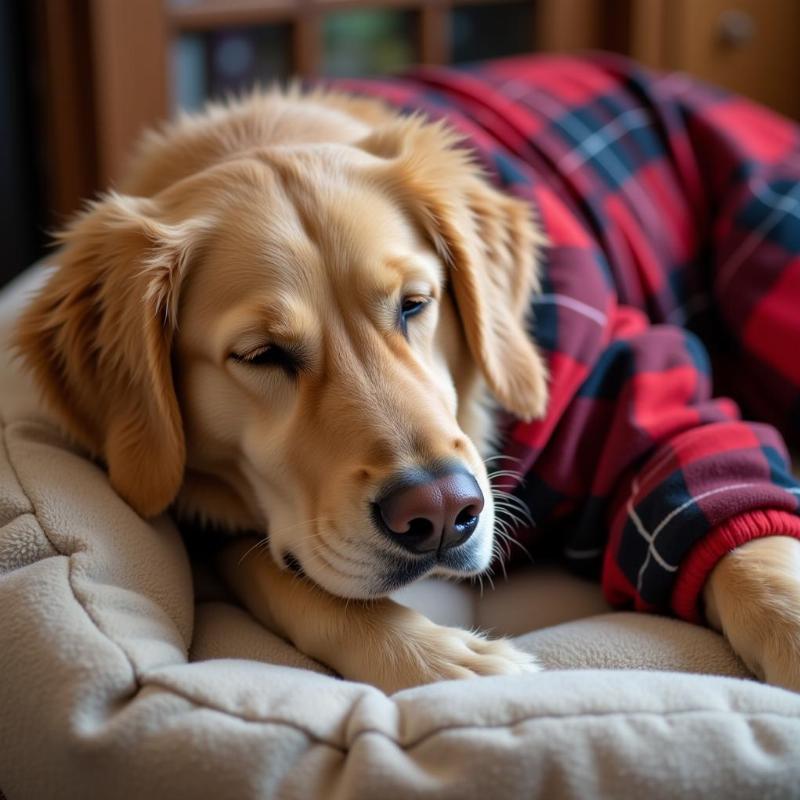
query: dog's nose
[{"left": 375, "top": 470, "right": 484, "bottom": 555}]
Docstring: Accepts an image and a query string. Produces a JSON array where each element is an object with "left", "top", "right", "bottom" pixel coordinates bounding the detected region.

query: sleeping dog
[{"left": 15, "top": 58, "right": 800, "bottom": 693}]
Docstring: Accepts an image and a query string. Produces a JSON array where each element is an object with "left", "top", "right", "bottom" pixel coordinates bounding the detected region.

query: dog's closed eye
[{"left": 229, "top": 345, "right": 301, "bottom": 376}]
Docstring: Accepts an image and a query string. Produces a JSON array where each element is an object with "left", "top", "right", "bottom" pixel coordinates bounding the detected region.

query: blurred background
[{"left": 3, "top": 0, "right": 800, "bottom": 286}]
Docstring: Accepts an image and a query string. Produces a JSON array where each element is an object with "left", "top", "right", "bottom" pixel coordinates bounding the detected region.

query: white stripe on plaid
[
  {"left": 629, "top": 481, "right": 763, "bottom": 594},
  {"left": 566, "top": 463, "right": 800, "bottom": 571},
  {"left": 533, "top": 293, "right": 607, "bottom": 326},
  {"left": 558, "top": 109, "right": 651, "bottom": 174},
  {"left": 505, "top": 86, "right": 667, "bottom": 248},
  {"left": 717, "top": 178, "right": 800, "bottom": 292}
]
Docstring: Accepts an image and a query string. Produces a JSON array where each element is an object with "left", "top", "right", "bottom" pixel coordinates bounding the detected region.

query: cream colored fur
[
  {"left": 704, "top": 536, "right": 800, "bottom": 692},
  {"left": 13, "top": 88, "right": 800, "bottom": 692}
]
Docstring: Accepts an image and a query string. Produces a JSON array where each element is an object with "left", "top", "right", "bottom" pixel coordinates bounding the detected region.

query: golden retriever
[{"left": 14, "top": 88, "right": 800, "bottom": 693}]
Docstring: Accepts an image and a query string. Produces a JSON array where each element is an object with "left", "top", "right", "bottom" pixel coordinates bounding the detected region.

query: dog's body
[{"left": 15, "top": 57, "right": 800, "bottom": 692}]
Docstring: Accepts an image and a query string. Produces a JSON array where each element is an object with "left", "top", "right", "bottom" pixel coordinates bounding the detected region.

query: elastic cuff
[{"left": 671, "top": 509, "right": 800, "bottom": 623}]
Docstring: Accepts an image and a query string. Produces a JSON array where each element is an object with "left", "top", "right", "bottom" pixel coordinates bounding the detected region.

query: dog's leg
[
  {"left": 704, "top": 536, "right": 800, "bottom": 691},
  {"left": 218, "top": 538, "right": 539, "bottom": 693}
]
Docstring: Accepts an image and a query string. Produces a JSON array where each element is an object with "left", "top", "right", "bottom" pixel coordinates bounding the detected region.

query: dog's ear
[
  {"left": 14, "top": 193, "right": 204, "bottom": 517},
  {"left": 359, "top": 118, "right": 549, "bottom": 420}
]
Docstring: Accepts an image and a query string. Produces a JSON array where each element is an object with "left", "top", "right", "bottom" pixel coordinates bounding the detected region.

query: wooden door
[{"left": 630, "top": 0, "right": 800, "bottom": 119}]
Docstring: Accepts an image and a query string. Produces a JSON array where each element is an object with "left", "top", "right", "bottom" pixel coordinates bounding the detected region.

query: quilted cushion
[{"left": 1, "top": 267, "right": 799, "bottom": 800}]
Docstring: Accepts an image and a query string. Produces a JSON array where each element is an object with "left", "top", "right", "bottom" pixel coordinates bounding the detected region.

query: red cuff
[{"left": 671, "top": 509, "right": 800, "bottom": 623}]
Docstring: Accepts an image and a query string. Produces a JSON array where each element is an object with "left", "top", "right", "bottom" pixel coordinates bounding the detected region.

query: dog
[{"left": 14, "top": 76, "right": 800, "bottom": 693}]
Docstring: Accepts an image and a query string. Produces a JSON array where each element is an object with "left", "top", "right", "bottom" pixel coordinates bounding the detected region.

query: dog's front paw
[
  {"left": 376, "top": 625, "right": 540, "bottom": 694},
  {"left": 705, "top": 536, "right": 800, "bottom": 693},
  {"left": 760, "top": 645, "right": 800, "bottom": 692},
  {"left": 335, "top": 607, "right": 540, "bottom": 693},
  {"left": 722, "top": 617, "right": 800, "bottom": 692},
  {"left": 416, "top": 625, "right": 541, "bottom": 682}
]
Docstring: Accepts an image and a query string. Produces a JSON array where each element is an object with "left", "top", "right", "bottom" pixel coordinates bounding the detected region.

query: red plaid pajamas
[{"left": 333, "top": 54, "right": 800, "bottom": 621}]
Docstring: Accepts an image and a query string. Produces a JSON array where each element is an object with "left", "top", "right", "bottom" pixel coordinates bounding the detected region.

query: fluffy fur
[{"left": 14, "top": 88, "right": 800, "bottom": 693}]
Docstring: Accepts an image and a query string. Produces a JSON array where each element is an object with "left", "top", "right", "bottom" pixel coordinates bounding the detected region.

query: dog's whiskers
[
  {"left": 494, "top": 505, "right": 530, "bottom": 531},
  {"left": 484, "top": 454, "right": 523, "bottom": 465},
  {"left": 492, "top": 525, "right": 516, "bottom": 569},
  {"left": 487, "top": 469, "right": 526, "bottom": 481},
  {"left": 236, "top": 536, "right": 271, "bottom": 566},
  {"left": 492, "top": 491, "right": 535, "bottom": 526},
  {"left": 274, "top": 516, "right": 332, "bottom": 543},
  {"left": 237, "top": 516, "right": 332, "bottom": 566},
  {"left": 484, "top": 564, "right": 496, "bottom": 591},
  {"left": 494, "top": 525, "right": 535, "bottom": 564},
  {"left": 492, "top": 486, "right": 532, "bottom": 510},
  {"left": 493, "top": 518, "right": 515, "bottom": 551},
  {"left": 492, "top": 539, "right": 509, "bottom": 579}
]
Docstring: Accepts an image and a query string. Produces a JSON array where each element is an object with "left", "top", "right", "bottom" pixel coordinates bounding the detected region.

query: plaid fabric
[{"left": 332, "top": 54, "right": 800, "bottom": 621}]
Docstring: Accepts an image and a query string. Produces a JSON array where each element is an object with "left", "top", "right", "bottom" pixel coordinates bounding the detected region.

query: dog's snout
[{"left": 375, "top": 470, "right": 484, "bottom": 555}]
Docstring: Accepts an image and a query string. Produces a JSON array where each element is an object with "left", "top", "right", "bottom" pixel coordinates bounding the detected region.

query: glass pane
[
  {"left": 452, "top": 2, "right": 534, "bottom": 64},
  {"left": 323, "top": 10, "right": 418, "bottom": 77},
  {"left": 172, "top": 25, "right": 292, "bottom": 112}
]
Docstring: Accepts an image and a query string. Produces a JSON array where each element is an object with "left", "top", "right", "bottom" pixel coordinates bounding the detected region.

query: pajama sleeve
[
  {"left": 504, "top": 248, "right": 800, "bottom": 621},
  {"left": 500, "top": 62, "right": 800, "bottom": 622}
]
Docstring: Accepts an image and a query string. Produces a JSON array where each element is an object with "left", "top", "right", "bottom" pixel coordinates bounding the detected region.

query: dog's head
[{"left": 15, "top": 111, "right": 547, "bottom": 598}]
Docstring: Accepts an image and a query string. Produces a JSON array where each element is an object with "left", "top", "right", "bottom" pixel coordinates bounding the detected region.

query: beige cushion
[{"left": 1, "top": 266, "right": 798, "bottom": 800}]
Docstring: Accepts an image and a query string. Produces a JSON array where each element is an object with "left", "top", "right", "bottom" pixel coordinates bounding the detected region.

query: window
[{"left": 169, "top": 0, "right": 537, "bottom": 110}]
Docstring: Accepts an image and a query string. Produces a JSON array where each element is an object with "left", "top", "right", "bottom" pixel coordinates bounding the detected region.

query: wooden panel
[
  {"left": 419, "top": 3, "right": 450, "bottom": 64},
  {"left": 89, "top": 0, "right": 170, "bottom": 185},
  {"left": 535, "top": 0, "right": 603, "bottom": 52},
  {"left": 169, "top": 0, "right": 298, "bottom": 29},
  {"left": 292, "top": 10, "right": 321, "bottom": 77},
  {"left": 36, "top": 0, "right": 98, "bottom": 219},
  {"left": 663, "top": 0, "right": 800, "bottom": 119},
  {"left": 625, "top": 0, "right": 667, "bottom": 67},
  {"left": 171, "top": 0, "right": 522, "bottom": 29}
]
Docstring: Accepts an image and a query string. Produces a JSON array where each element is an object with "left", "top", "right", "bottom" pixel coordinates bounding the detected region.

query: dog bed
[
  {"left": 4, "top": 50, "right": 800, "bottom": 795},
  {"left": 2, "top": 266, "right": 799, "bottom": 799}
]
